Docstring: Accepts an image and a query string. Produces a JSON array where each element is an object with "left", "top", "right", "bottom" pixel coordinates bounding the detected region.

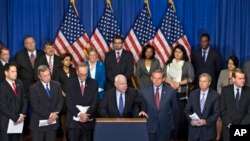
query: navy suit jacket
[
  {"left": 0, "top": 79, "right": 28, "bottom": 131},
  {"left": 29, "top": 80, "right": 63, "bottom": 131},
  {"left": 104, "top": 50, "right": 134, "bottom": 89},
  {"left": 185, "top": 89, "right": 220, "bottom": 141},
  {"left": 86, "top": 61, "right": 106, "bottom": 99},
  {"left": 192, "top": 48, "right": 221, "bottom": 89},
  {"left": 99, "top": 88, "right": 146, "bottom": 118},
  {"left": 65, "top": 77, "right": 99, "bottom": 129},
  {"left": 140, "top": 84, "right": 177, "bottom": 133}
]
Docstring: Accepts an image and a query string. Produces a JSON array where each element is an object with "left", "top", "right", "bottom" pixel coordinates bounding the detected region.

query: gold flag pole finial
[
  {"left": 70, "top": 0, "right": 79, "bottom": 16},
  {"left": 144, "top": 0, "right": 151, "bottom": 16},
  {"left": 106, "top": 0, "right": 113, "bottom": 12},
  {"left": 168, "top": 0, "right": 176, "bottom": 12}
]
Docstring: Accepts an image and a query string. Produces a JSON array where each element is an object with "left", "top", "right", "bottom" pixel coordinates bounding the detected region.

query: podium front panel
[{"left": 94, "top": 118, "right": 148, "bottom": 141}]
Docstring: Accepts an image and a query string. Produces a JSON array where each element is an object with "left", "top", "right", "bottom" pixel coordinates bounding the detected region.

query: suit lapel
[
  {"left": 24, "top": 51, "right": 33, "bottom": 68},
  {"left": 196, "top": 90, "right": 202, "bottom": 116},
  {"left": 239, "top": 86, "right": 248, "bottom": 111},
  {"left": 4, "top": 80, "right": 18, "bottom": 98},
  {"left": 38, "top": 81, "right": 51, "bottom": 100},
  {"left": 159, "top": 86, "right": 168, "bottom": 110},
  {"left": 112, "top": 90, "right": 121, "bottom": 116},
  {"left": 202, "top": 90, "right": 212, "bottom": 116}
]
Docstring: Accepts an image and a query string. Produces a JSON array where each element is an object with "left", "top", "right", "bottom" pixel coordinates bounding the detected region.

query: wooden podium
[{"left": 94, "top": 118, "right": 149, "bottom": 141}]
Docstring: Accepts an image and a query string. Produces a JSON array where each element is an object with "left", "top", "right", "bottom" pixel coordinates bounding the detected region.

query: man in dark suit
[
  {"left": 104, "top": 35, "right": 134, "bottom": 90},
  {"left": 185, "top": 73, "right": 220, "bottom": 141},
  {"left": 221, "top": 68, "right": 250, "bottom": 141},
  {"left": 29, "top": 65, "right": 63, "bottom": 141},
  {"left": 65, "top": 63, "right": 99, "bottom": 141},
  {"left": 0, "top": 63, "right": 28, "bottom": 141},
  {"left": 99, "top": 74, "right": 148, "bottom": 118},
  {"left": 192, "top": 33, "right": 221, "bottom": 90},
  {"left": 34, "top": 41, "right": 60, "bottom": 80},
  {"left": 0, "top": 46, "right": 10, "bottom": 83},
  {"left": 140, "top": 69, "right": 177, "bottom": 141},
  {"left": 14, "top": 35, "right": 43, "bottom": 92}
]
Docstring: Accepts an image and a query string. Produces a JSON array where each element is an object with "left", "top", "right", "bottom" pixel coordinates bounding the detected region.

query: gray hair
[
  {"left": 114, "top": 74, "right": 127, "bottom": 84},
  {"left": 37, "top": 65, "right": 50, "bottom": 75},
  {"left": 199, "top": 73, "right": 212, "bottom": 82},
  {"left": 76, "top": 63, "right": 88, "bottom": 70}
]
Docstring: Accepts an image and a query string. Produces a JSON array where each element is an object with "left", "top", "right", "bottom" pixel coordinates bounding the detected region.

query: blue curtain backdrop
[{"left": 0, "top": 0, "right": 249, "bottom": 67}]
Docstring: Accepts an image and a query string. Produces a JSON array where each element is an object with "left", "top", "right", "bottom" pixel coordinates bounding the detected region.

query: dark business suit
[
  {"left": 192, "top": 48, "right": 221, "bottom": 89},
  {"left": 185, "top": 89, "right": 220, "bottom": 141},
  {"left": 34, "top": 54, "right": 61, "bottom": 80},
  {"left": 99, "top": 88, "right": 146, "bottom": 118},
  {"left": 136, "top": 58, "right": 161, "bottom": 89},
  {"left": 104, "top": 50, "right": 134, "bottom": 90},
  {"left": 0, "top": 79, "right": 28, "bottom": 141},
  {"left": 66, "top": 77, "right": 99, "bottom": 141},
  {"left": 0, "top": 61, "right": 6, "bottom": 83},
  {"left": 140, "top": 84, "right": 177, "bottom": 141},
  {"left": 221, "top": 85, "right": 250, "bottom": 141},
  {"left": 14, "top": 49, "right": 43, "bottom": 92},
  {"left": 29, "top": 80, "right": 63, "bottom": 141},
  {"left": 86, "top": 61, "right": 106, "bottom": 100}
]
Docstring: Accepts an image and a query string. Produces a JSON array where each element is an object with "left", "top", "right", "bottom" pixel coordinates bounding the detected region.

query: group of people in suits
[{"left": 0, "top": 32, "right": 250, "bottom": 141}]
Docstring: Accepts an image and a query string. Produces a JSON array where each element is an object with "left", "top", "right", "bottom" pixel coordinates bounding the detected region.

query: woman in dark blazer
[
  {"left": 135, "top": 45, "right": 160, "bottom": 89},
  {"left": 164, "top": 44, "right": 194, "bottom": 140},
  {"left": 86, "top": 47, "right": 106, "bottom": 100},
  {"left": 55, "top": 53, "right": 77, "bottom": 141}
]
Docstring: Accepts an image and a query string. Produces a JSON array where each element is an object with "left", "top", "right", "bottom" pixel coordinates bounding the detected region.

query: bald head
[{"left": 114, "top": 75, "right": 127, "bottom": 93}]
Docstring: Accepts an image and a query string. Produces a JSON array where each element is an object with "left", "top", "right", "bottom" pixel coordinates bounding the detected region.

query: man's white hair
[{"left": 114, "top": 74, "right": 127, "bottom": 84}]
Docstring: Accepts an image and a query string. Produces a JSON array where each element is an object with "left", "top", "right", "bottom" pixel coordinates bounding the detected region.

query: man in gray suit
[
  {"left": 140, "top": 69, "right": 177, "bottom": 141},
  {"left": 185, "top": 73, "right": 220, "bottom": 141}
]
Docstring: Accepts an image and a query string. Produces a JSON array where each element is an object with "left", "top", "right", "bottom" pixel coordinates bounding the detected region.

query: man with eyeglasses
[
  {"left": 104, "top": 35, "right": 134, "bottom": 90},
  {"left": 65, "top": 63, "right": 99, "bottom": 141}
]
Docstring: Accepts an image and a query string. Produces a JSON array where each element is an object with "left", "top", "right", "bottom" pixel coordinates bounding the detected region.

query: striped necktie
[{"left": 200, "top": 93, "right": 206, "bottom": 113}]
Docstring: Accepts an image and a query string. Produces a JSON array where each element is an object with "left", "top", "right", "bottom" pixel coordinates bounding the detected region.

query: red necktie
[
  {"left": 30, "top": 53, "right": 35, "bottom": 68},
  {"left": 48, "top": 56, "right": 53, "bottom": 74},
  {"left": 12, "top": 82, "right": 18, "bottom": 97},
  {"left": 155, "top": 87, "right": 160, "bottom": 109},
  {"left": 80, "top": 81, "right": 85, "bottom": 96}
]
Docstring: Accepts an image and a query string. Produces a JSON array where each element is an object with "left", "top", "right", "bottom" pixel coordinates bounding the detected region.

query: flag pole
[
  {"left": 70, "top": 0, "right": 79, "bottom": 16},
  {"left": 168, "top": 0, "right": 176, "bottom": 12},
  {"left": 106, "top": 0, "right": 113, "bottom": 12},
  {"left": 144, "top": 0, "right": 151, "bottom": 16}
]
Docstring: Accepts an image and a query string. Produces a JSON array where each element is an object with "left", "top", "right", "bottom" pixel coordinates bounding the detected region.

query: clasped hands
[{"left": 191, "top": 119, "right": 207, "bottom": 126}]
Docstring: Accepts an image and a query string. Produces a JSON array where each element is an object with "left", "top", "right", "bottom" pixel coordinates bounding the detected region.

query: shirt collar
[
  {"left": 78, "top": 78, "right": 86, "bottom": 86},
  {"left": 28, "top": 50, "right": 37, "bottom": 57},
  {"left": 200, "top": 88, "right": 209, "bottom": 95},
  {"left": 0, "top": 59, "right": 8, "bottom": 65},
  {"left": 202, "top": 47, "right": 210, "bottom": 53}
]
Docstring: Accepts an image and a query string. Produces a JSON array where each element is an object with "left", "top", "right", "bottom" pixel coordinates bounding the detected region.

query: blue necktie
[
  {"left": 202, "top": 51, "right": 206, "bottom": 63},
  {"left": 119, "top": 93, "right": 124, "bottom": 115},
  {"left": 200, "top": 93, "right": 206, "bottom": 113},
  {"left": 45, "top": 84, "right": 51, "bottom": 98}
]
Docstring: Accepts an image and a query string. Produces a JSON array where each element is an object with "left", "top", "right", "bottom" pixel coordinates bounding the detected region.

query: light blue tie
[
  {"left": 200, "top": 93, "right": 206, "bottom": 113},
  {"left": 45, "top": 84, "right": 51, "bottom": 98},
  {"left": 118, "top": 93, "right": 124, "bottom": 115}
]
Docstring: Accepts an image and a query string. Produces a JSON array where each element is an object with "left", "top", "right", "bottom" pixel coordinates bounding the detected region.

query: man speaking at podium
[
  {"left": 140, "top": 69, "right": 177, "bottom": 141},
  {"left": 99, "top": 74, "right": 148, "bottom": 118}
]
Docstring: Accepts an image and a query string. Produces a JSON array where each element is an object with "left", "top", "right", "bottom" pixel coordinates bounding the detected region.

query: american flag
[
  {"left": 124, "top": 3, "right": 156, "bottom": 62},
  {"left": 152, "top": 5, "right": 191, "bottom": 67},
  {"left": 90, "top": 2, "right": 121, "bottom": 61},
  {"left": 54, "top": 3, "right": 90, "bottom": 66}
]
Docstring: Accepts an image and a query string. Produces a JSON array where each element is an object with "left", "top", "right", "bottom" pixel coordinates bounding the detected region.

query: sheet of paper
[
  {"left": 39, "top": 120, "right": 56, "bottom": 127},
  {"left": 73, "top": 105, "right": 90, "bottom": 121},
  {"left": 189, "top": 113, "right": 200, "bottom": 120},
  {"left": 7, "top": 119, "right": 24, "bottom": 134},
  {"left": 98, "top": 88, "right": 104, "bottom": 92}
]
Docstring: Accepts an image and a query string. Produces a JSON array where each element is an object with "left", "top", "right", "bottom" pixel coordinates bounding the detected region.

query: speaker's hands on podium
[{"left": 139, "top": 111, "right": 148, "bottom": 118}]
